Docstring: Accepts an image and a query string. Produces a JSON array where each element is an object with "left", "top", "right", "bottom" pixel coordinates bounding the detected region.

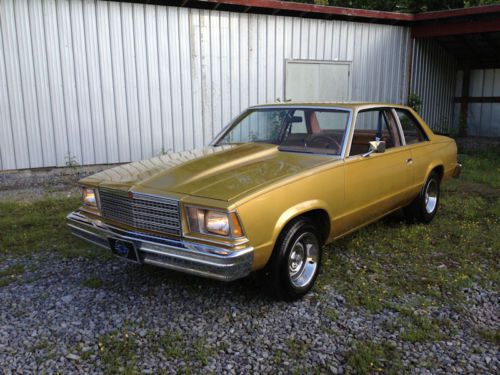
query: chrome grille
[{"left": 99, "top": 188, "right": 181, "bottom": 236}]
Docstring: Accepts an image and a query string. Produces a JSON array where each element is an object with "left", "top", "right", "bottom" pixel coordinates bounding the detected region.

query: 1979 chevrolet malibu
[{"left": 67, "top": 102, "right": 461, "bottom": 300}]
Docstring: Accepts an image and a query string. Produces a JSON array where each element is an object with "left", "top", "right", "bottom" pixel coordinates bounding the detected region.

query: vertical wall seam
[
  {"left": 95, "top": 0, "right": 109, "bottom": 163},
  {"left": 27, "top": 0, "right": 45, "bottom": 166},
  {"left": 82, "top": 0, "right": 97, "bottom": 164},
  {"left": 155, "top": 5, "right": 165, "bottom": 151},
  {"left": 107, "top": 1, "right": 121, "bottom": 160},
  {"left": 166, "top": 7, "right": 176, "bottom": 149},
  {"left": 188, "top": 9, "right": 196, "bottom": 148},
  {"left": 55, "top": 0, "right": 71, "bottom": 161},
  {"left": 144, "top": 3, "right": 154, "bottom": 155},
  {"left": 132, "top": 4, "right": 143, "bottom": 158},
  {"left": 0, "top": 10, "right": 16, "bottom": 169},
  {"left": 178, "top": 7, "right": 185, "bottom": 149},
  {"left": 68, "top": 0, "right": 85, "bottom": 164},
  {"left": 119, "top": 3, "right": 132, "bottom": 159},
  {"left": 12, "top": 0, "right": 32, "bottom": 167},
  {"left": 198, "top": 10, "right": 205, "bottom": 145}
]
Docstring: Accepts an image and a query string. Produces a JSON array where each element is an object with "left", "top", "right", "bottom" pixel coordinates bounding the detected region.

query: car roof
[{"left": 249, "top": 102, "right": 411, "bottom": 111}]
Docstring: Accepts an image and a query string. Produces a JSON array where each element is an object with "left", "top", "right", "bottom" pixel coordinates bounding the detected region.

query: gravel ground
[
  {"left": 1, "top": 165, "right": 498, "bottom": 374},
  {"left": 0, "top": 251, "right": 498, "bottom": 374}
]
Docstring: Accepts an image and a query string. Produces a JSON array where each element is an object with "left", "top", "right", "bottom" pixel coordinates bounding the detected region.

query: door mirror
[
  {"left": 290, "top": 116, "right": 303, "bottom": 123},
  {"left": 362, "top": 140, "right": 386, "bottom": 157}
]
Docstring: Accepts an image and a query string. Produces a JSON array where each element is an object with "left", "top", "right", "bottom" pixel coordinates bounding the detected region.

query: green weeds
[
  {"left": 345, "top": 341, "right": 401, "bottom": 375},
  {"left": 0, "top": 264, "right": 25, "bottom": 287},
  {"left": 0, "top": 196, "right": 110, "bottom": 260}
]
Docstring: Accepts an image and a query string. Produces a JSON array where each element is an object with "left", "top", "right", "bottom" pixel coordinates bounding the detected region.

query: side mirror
[
  {"left": 289, "top": 116, "right": 303, "bottom": 123},
  {"left": 363, "top": 140, "right": 386, "bottom": 157}
]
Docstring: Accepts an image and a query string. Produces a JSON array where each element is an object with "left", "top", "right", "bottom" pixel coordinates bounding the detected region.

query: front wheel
[
  {"left": 268, "top": 218, "right": 322, "bottom": 301},
  {"left": 404, "top": 171, "right": 440, "bottom": 223}
]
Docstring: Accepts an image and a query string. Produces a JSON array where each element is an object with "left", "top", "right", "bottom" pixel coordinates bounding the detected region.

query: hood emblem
[{"left": 128, "top": 191, "right": 134, "bottom": 199}]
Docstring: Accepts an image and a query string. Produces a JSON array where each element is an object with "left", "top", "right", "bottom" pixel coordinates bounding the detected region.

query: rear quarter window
[{"left": 396, "top": 109, "right": 428, "bottom": 144}]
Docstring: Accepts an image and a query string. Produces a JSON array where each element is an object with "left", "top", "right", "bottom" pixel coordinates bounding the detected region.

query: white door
[{"left": 285, "top": 60, "right": 351, "bottom": 102}]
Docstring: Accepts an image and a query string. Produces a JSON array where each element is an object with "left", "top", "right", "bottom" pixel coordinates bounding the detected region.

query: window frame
[
  {"left": 393, "top": 108, "right": 429, "bottom": 145},
  {"left": 211, "top": 105, "right": 354, "bottom": 158},
  {"left": 346, "top": 107, "right": 405, "bottom": 158}
]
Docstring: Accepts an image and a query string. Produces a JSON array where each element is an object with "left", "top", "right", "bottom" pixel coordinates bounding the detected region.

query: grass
[
  {"left": 285, "top": 338, "right": 311, "bottom": 360},
  {"left": 0, "top": 196, "right": 110, "bottom": 260},
  {"left": 82, "top": 276, "right": 104, "bottom": 289},
  {"left": 319, "top": 148, "right": 500, "bottom": 312},
  {"left": 319, "top": 146, "right": 499, "bottom": 340},
  {"left": 91, "top": 328, "right": 214, "bottom": 373},
  {"left": 345, "top": 340, "right": 402, "bottom": 375},
  {"left": 98, "top": 328, "right": 139, "bottom": 374},
  {"left": 477, "top": 328, "right": 500, "bottom": 346},
  {"left": 1, "top": 146, "right": 498, "bottom": 364},
  {"left": 455, "top": 145, "right": 500, "bottom": 189},
  {"left": 0, "top": 263, "right": 25, "bottom": 287}
]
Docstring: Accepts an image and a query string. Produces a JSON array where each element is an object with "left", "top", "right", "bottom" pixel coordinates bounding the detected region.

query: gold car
[{"left": 67, "top": 103, "right": 461, "bottom": 300}]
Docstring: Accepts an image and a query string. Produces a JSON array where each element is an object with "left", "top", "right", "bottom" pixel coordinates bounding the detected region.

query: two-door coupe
[{"left": 67, "top": 103, "right": 461, "bottom": 300}]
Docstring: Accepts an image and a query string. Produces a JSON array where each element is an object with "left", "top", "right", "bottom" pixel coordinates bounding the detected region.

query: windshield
[{"left": 215, "top": 108, "right": 350, "bottom": 155}]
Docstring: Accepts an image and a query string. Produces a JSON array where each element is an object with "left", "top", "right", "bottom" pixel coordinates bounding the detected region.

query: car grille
[{"left": 98, "top": 188, "right": 181, "bottom": 236}]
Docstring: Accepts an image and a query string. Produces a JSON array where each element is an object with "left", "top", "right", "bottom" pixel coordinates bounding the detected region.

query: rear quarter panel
[{"left": 406, "top": 110, "right": 458, "bottom": 192}]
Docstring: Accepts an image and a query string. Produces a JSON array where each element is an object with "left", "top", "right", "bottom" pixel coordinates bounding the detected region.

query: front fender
[{"left": 272, "top": 199, "right": 332, "bottom": 248}]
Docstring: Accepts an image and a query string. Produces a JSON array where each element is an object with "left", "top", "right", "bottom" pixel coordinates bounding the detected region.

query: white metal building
[{"left": 0, "top": 0, "right": 498, "bottom": 171}]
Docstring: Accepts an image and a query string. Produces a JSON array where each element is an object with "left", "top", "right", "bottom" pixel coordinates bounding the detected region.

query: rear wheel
[
  {"left": 268, "top": 218, "right": 322, "bottom": 301},
  {"left": 404, "top": 171, "right": 440, "bottom": 223}
]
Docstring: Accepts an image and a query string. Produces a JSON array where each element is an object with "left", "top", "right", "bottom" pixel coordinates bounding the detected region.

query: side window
[
  {"left": 289, "top": 110, "right": 307, "bottom": 134},
  {"left": 396, "top": 110, "right": 428, "bottom": 144},
  {"left": 349, "top": 109, "right": 401, "bottom": 156}
]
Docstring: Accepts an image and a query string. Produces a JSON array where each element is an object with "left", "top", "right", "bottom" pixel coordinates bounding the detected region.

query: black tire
[
  {"left": 267, "top": 217, "right": 322, "bottom": 301},
  {"left": 404, "top": 170, "right": 440, "bottom": 223}
]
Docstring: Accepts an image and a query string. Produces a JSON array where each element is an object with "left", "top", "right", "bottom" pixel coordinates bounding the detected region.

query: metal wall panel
[
  {"left": 463, "top": 68, "right": 500, "bottom": 137},
  {"left": 410, "top": 38, "right": 457, "bottom": 134},
  {"left": 0, "top": 0, "right": 412, "bottom": 171}
]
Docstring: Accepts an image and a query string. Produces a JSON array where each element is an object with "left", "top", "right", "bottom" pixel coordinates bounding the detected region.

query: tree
[{"left": 293, "top": 0, "right": 500, "bottom": 13}]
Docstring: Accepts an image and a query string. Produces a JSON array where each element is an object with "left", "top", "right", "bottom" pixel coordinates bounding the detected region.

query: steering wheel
[{"left": 308, "top": 134, "right": 341, "bottom": 152}]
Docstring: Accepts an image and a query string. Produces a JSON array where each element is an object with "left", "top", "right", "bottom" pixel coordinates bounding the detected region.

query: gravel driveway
[
  {"left": 1, "top": 163, "right": 499, "bottom": 374},
  {"left": 0, "top": 250, "right": 498, "bottom": 374}
]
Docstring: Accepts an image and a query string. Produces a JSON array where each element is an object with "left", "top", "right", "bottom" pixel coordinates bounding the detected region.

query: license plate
[{"left": 109, "top": 238, "right": 140, "bottom": 263}]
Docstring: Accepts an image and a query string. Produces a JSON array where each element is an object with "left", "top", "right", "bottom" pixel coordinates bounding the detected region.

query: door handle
[{"left": 406, "top": 158, "right": 413, "bottom": 165}]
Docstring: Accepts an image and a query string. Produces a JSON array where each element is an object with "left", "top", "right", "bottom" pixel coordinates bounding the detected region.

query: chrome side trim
[{"left": 67, "top": 211, "right": 253, "bottom": 282}]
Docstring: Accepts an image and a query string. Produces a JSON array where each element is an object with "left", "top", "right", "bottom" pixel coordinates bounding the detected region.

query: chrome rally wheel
[{"left": 288, "top": 232, "right": 319, "bottom": 288}]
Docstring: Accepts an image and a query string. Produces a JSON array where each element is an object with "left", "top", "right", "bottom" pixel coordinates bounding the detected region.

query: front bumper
[{"left": 66, "top": 211, "right": 253, "bottom": 281}]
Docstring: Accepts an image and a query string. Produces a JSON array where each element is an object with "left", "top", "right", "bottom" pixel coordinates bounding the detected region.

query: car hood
[{"left": 82, "top": 143, "right": 336, "bottom": 202}]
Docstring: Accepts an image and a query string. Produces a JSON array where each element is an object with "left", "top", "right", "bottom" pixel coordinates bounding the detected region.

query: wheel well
[
  {"left": 297, "top": 209, "right": 330, "bottom": 246},
  {"left": 432, "top": 165, "right": 444, "bottom": 181}
]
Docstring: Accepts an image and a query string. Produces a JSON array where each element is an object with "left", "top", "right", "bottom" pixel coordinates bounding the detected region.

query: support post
[{"left": 459, "top": 67, "right": 470, "bottom": 137}]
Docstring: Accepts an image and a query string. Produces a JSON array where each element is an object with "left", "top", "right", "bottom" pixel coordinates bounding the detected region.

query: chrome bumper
[
  {"left": 453, "top": 162, "right": 462, "bottom": 178},
  {"left": 66, "top": 211, "right": 253, "bottom": 281}
]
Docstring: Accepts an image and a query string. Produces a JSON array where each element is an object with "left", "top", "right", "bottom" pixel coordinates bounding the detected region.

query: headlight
[
  {"left": 186, "top": 206, "right": 243, "bottom": 237},
  {"left": 81, "top": 187, "right": 98, "bottom": 208}
]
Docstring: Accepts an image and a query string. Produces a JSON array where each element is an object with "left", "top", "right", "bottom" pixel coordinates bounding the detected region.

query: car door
[
  {"left": 393, "top": 108, "right": 434, "bottom": 195},
  {"left": 339, "top": 108, "right": 413, "bottom": 233}
]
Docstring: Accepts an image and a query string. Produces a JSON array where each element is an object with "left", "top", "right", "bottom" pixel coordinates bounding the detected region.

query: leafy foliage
[{"left": 290, "top": 0, "right": 500, "bottom": 13}]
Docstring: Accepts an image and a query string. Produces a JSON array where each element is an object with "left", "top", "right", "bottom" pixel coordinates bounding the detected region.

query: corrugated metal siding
[
  {"left": 410, "top": 38, "right": 457, "bottom": 134},
  {"left": 0, "top": 0, "right": 411, "bottom": 171},
  {"left": 457, "top": 68, "right": 500, "bottom": 137}
]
